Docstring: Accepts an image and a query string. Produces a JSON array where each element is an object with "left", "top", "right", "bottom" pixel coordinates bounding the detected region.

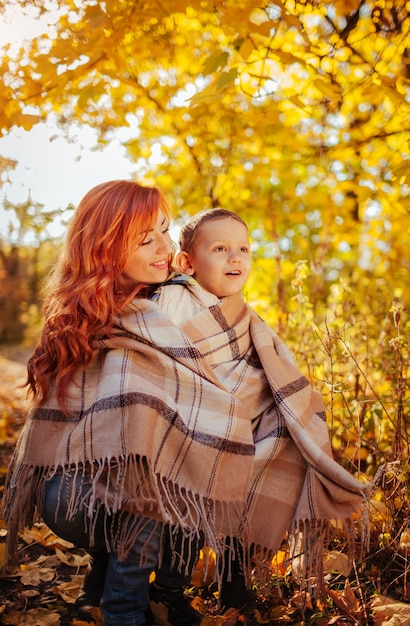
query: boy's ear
[{"left": 176, "top": 251, "right": 195, "bottom": 275}]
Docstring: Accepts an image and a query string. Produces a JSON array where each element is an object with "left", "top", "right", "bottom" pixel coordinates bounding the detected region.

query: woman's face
[{"left": 123, "top": 210, "right": 173, "bottom": 285}]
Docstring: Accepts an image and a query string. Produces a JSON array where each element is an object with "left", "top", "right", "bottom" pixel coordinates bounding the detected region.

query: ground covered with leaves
[{"left": 1, "top": 350, "right": 409, "bottom": 625}]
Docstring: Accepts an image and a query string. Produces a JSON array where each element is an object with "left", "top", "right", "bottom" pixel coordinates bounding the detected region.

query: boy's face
[{"left": 179, "top": 217, "right": 251, "bottom": 298}]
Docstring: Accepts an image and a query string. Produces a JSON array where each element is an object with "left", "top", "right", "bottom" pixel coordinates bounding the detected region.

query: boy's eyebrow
[{"left": 208, "top": 238, "right": 250, "bottom": 244}]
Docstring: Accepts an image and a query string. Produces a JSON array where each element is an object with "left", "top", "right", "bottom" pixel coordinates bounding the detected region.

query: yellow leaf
[
  {"left": 216, "top": 68, "right": 238, "bottom": 90},
  {"left": 273, "top": 50, "right": 307, "bottom": 67},
  {"left": 270, "top": 549, "right": 289, "bottom": 576},
  {"left": 202, "top": 50, "right": 229, "bottom": 75},
  {"left": 20, "top": 525, "right": 52, "bottom": 545},
  {"left": 189, "top": 84, "right": 218, "bottom": 106},
  {"left": 333, "top": 0, "right": 361, "bottom": 14},
  {"left": 313, "top": 78, "right": 342, "bottom": 100},
  {"left": 250, "top": 21, "right": 275, "bottom": 37},
  {"left": 84, "top": 4, "right": 109, "bottom": 31},
  {"left": 288, "top": 95, "right": 307, "bottom": 110},
  {"left": 239, "top": 38, "right": 254, "bottom": 61},
  {"left": 11, "top": 113, "right": 42, "bottom": 131},
  {"left": 190, "top": 547, "right": 216, "bottom": 586}
]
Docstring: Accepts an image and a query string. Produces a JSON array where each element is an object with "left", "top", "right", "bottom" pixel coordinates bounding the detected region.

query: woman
[{"left": 2, "top": 180, "right": 176, "bottom": 626}]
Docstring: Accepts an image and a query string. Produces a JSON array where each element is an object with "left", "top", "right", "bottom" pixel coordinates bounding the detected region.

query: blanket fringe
[{"left": 1, "top": 455, "right": 249, "bottom": 579}]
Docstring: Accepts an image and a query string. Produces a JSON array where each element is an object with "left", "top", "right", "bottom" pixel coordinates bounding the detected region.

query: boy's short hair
[{"left": 179, "top": 208, "right": 248, "bottom": 254}]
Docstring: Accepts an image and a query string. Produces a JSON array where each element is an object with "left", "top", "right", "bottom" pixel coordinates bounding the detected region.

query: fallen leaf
[
  {"left": 0, "top": 607, "right": 61, "bottom": 624},
  {"left": 266, "top": 604, "right": 301, "bottom": 622},
  {"left": 20, "top": 524, "right": 56, "bottom": 545},
  {"left": 271, "top": 550, "right": 290, "bottom": 576},
  {"left": 290, "top": 590, "right": 313, "bottom": 610},
  {"left": 200, "top": 617, "right": 226, "bottom": 626},
  {"left": 267, "top": 605, "right": 289, "bottom": 619},
  {"left": 191, "top": 595, "right": 206, "bottom": 614},
  {"left": 35, "top": 554, "right": 63, "bottom": 569},
  {"left": 370, "top": 594, "right": 410, "bottom": 625},
  {"left": 191, "top": 547, "right": 216, "bottom": 586},
  {"left": 327, "top": 579, "right": 360, "bottom": 616},
  {"left": 72, "top": 606, "right": 103, "bottom": 625},
  {"left": 399, "top": 529, "right": 410, "bottom": 555},
  {"left": 322, "top": 550, "right": 352, "bottom": 577},
  {"left": 53, "top": 575, "right": 83, "bottom": 603},
  {"left": 310, "top": 617, "right": 331, "bottom": 626},
  {"left": 20, "top": 565, "right": 56, "bottom": 586},
  {"left": 220, "top": 607, "right": 243, "bottom": 624},
  {"left": 54, "top": 547, "right": 89, "bottom": 567},
  {"left": 19, "top": 523, "right": 75, "bottom": 550},
  {"left": 342, "top": 579, "right": 358, "bottom": 607},
  {"left": 21, "top": 589, "right": 40, "bottom": 599}
]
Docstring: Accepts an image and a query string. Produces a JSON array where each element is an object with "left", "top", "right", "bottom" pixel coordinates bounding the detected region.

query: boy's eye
[
  {"left": 241, "top": 247, "right": 249, "bottom": 253},
  {"left": 215, "top": 245, "right": 226, "bottom": 252}
]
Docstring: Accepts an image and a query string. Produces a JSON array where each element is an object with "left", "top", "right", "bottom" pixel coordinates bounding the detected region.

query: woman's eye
[{"left": 141, "top": 237, "right": 153, "bottom": 246}]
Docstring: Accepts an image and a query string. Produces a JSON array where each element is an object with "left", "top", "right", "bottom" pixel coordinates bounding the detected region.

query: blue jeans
[{"left": 43, "top": 472, "right": 160, "bottom": 626}]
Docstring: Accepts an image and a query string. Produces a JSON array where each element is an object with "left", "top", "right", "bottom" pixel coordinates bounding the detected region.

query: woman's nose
[{"left": 157, "top": 232, "right": 173, "bottom": 254}]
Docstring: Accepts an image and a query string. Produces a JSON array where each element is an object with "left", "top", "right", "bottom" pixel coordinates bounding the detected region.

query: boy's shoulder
[
  {"left": 151, "top": 272, "right": 194, "bottom": 301},
  {"left": 163, "top": 272, "right": 196, "bottom": 288},
  {"left": 153, "top": 273, "right": 220, "bottom": 324}
]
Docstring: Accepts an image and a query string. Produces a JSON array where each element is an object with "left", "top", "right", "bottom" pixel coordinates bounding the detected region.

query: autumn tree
[
  {"left": 0, "top": 0, "right": 408, "bottom": 317},
  {"left": 0, "top": 196, "right": 64, "bottom": 343}
]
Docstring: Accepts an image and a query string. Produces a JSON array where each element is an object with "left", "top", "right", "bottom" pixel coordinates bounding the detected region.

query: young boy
[
  {"left": 149, "top": 208, "right": 369, "bottom": 626},
  {"left": 149, "top": 209, "right": 255, "bottom": 625}
]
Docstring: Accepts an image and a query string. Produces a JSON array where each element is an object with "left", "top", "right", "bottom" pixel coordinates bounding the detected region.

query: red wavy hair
[{"left": 26, "top": 179, "right": 172, "bottom": 409}]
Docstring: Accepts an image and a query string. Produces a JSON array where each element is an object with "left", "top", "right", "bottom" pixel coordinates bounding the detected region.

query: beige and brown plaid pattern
[{"left": 2, "top": 290, "right": 369, "bottom": 577}]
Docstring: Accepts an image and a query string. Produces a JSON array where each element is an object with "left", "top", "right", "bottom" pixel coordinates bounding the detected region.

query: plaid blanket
[{"left": 2, "top": 290, "right": 369, "bottom": 579}]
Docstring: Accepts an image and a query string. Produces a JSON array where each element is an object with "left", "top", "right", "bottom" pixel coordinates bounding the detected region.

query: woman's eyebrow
[{"left": 141, "top": 216, "right": 168, "bottom": 236}]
